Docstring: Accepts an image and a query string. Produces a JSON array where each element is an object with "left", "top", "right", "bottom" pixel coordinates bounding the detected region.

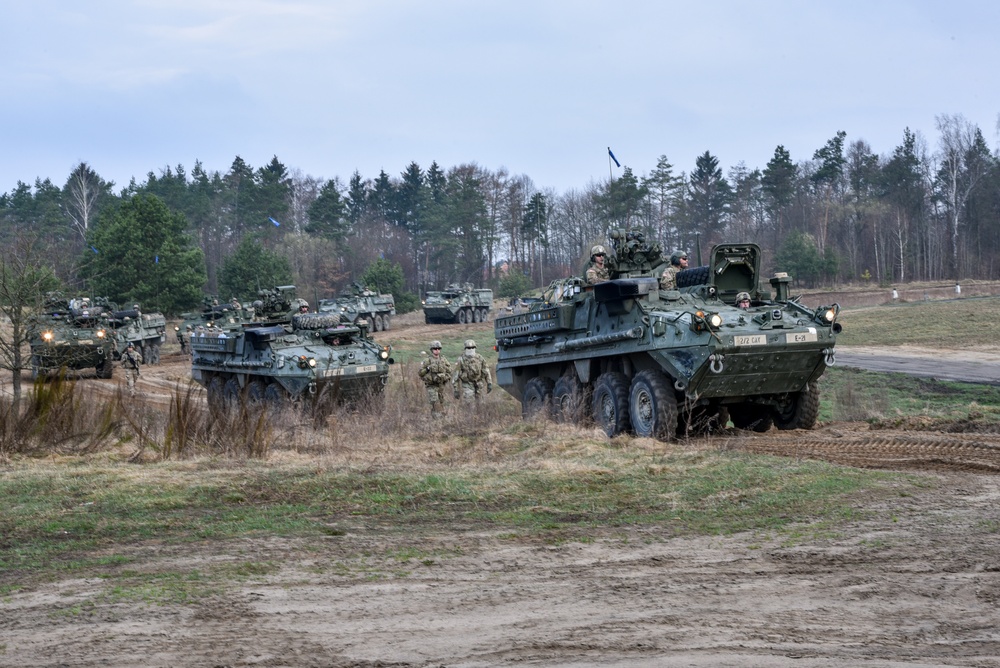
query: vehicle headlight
[
  {"left": 96, "top": 330, "right": 105, "bottom": 338},
  {"left": 690, "top": 311, "right": 721, "bottom": 333},
  {"left": 379, "top": 349, "right": 389, "bottom": 360},
  {"left": 42, "top": 331, "right": 54, "bottom": 342},
  {"left": 308, "top": 357, "right": 317, "bottom": 368},
  {"left": 445, "top": 300, "right": 451, "bottom": 304},
  {"left": 421, "top": 300, "right": 426, "bottom": 305}
]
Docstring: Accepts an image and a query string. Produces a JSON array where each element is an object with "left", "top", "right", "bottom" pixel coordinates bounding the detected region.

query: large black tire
[
  {"left": 553, "top": 373, "right": 590, "bottom": 424},
  {"left": 96, "top": 357, "right": 114, "bottom": 379},
  {"left": 293, "top": 313, "right": 340, "bottom": 330},
  {"left": 457, "top": 309, "right": 468, "bottom": 325},
  {"left": 676, "top": 265, "right": 710, "bottom": 288},
  {"left": 730, "top": 404, "right": 773, "bottom": 432},
  {"left": 207, "top": 376, "right": 226, "bottom": 416},
  {"left": 381, "top": 314, "right": 391, "bottom": 330},
  {"left": 264, "top": 383, "right": 287, "bottom": 405},
  {"left": 522, "top": 377, "right": 555, "bottom": 420},
  {"left": 472, "top": 309, "right": 482, "bottom": 323},
  {"left": 223, "top": 377, "right": 241, "bottom": 406},
  {"left": 246, "top": 380, "right": 266, "bottom": 405},
  {"left": 773, "top": 382, "right": 821, "bottom": 430},
  {"left": 628, "top": 369, "right": 678, "bottom": 441},
  {"left": 147, "top": 341, "right": 161, "bottom": 365},
  {"left": 592, "top": 372, "right": 631, "bottom": 437}
]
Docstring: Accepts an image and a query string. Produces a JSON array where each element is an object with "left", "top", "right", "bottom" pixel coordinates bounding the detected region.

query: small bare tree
[{"left": 0, "top": 233, "right": 59, "bottom": 405}]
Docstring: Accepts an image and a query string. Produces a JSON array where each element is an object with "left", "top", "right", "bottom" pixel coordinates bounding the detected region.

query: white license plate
[
  {"left": 734, "top": 334, "right": 767, "bottom": 347},
  {"left": 786, "top": 330, "right": 818, "bottom": 344},
  {"left": 356, "top": 364, "right": 377, "bottom": 373}
]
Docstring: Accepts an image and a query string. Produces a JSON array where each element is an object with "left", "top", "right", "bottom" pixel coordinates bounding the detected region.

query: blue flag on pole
[
  {"left": 155, "top": 255, "right": 159, "bottom": 264},
  {"left": 90, "top": 246, "right": 99, "bottom": 254},
  {"left": 608, "top": 147, "right": 621, "bottom": 168},
  {"left": 269, "top": 217, "right": 281, "bottom": 227}
]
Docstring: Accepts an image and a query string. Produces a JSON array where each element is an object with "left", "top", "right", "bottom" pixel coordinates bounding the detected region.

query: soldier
[
  {"left": 230, "top": 297, "right": 242, "bottom": 310},
  {"left": 659, "top": 250, "right": 689, "bottom": 290},
  {"left": 452, "top": 339, "right": 492, "bottom": 402},
  {"left": 120, "top": 341, "right": 143, "bottom": 397},
  {"left": 735, "top": 291, "right": 751, "bottom": 309},
  {"left": 585, "top": 245, "right": 611, "bottom": 284},
  {"left": 418, "top": 340, "right": 452, "bottom": 417},
  {"left": 175, "top": 325, "right": 188, "bottom": 354}
]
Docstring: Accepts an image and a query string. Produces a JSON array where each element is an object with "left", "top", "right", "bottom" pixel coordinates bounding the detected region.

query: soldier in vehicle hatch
[
  {"left": 418, "top": 340, "right": 452, "bottom": 417},
  {"left": 585, "top": 245, "right": 611, "bottom": 284},
  {"left": 659, "top": 250, "right": 689, "bottom": 290}
]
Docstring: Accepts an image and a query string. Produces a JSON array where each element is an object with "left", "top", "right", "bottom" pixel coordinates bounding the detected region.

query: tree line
[{"left": 2, "top": 112, "right": 999, "bottom": 317}]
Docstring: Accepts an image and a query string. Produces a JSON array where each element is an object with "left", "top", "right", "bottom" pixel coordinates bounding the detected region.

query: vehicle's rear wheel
[
  {"left": 473, "top": 309, "right": 482, "bottom": 323},
  {"left": 207, "top": 376, "right": 226, "bottom": 415},
  {"left": 381, "top": 314, "right": 391, "bottom": 330},
  {"left": 522, "top": 377, "right": 555, "bottom": 420},
  {"left": 773, "top": 382, "right": 821, "bottom": 430},
  {"left": 592, "top": 372, "right": 631, "bottom": 437},
  {"left": 628, "top": 369, "right": 677, "bottom": 441},
  {"left": 553, "top": 373, "right": 590, "bottom": 424}
]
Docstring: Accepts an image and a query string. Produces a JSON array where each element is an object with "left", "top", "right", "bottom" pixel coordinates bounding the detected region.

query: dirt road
[{"left": 6, "top": 315, "right": 1000, "bottom": 667}]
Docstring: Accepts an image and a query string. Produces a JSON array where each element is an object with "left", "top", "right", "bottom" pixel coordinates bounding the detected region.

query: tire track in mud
[{"left": 731, "top": 428, "right": 1000, "bottom": 474}]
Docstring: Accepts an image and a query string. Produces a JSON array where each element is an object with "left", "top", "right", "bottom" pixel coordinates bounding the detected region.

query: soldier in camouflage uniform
[
  {"left": 120, "top": 341, "right": 143, "bottom": 397},
  {"left": 659, "top": 250, "right": 689, "bottom": 290},
  {"left": 585, "top": 245, "right": 610, "bottom": 284},
  {"left": 418, "top": 340, "right": 452, "bottom": 417},
  {"left": 452, "top": 339, "right": 493, "bottom": 402}
]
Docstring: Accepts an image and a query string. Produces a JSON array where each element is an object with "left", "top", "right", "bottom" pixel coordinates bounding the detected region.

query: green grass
[
  {"left": 0, "top": 455, "right": 895, "bottom": 587},
  {"left": 837, "top": 294, "right": 1000, "bottom": 348}
]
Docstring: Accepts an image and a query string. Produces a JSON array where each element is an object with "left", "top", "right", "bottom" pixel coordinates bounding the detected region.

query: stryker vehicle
[
  {"left": 190, "top": 286, "right": 393, "bottom": 412},
  {"left": 180, "top": 296, "right": 255, "bottom": 332},
  {"left": 422, "top": 283, "right": 493, "bottom": 324},
  {"left": 493, "top": 230, "right": 842, "bottom": 440},
  {"left": 108, "top": 307, "right": 167, "bottom": 364},
  {"left": 318, "top": 282, "right": 396, "bottom": 331},
  {"left": 28, "top": 294, "right": 117, "bottom": 379}
]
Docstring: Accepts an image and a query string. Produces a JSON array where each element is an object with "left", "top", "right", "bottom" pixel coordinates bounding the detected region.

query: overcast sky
[{"left": 3, "top": 1, "right": 999, "bottom": 196}]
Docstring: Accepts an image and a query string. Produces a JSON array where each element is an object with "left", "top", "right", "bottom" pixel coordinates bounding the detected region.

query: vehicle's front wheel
[
  {"left": 773, "top": 382, "right": 821, "bottom": 430},
  {"left": 628, "top": 370, "right": 677, "bottom": 441},
  {"left": 592, "top": 372, "right": 631, "bottom": 437}
]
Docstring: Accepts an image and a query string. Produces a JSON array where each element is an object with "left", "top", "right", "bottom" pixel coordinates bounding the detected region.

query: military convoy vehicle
[
  {"left": 318, "top": 282, "right": 396, "bottom": 331},
  {"left": 493, "top": 231, "right": 842, "bottom": 440},
  {"left": 110, "top": 307, "right": 167, "bottom": 364},
  {"left": 422, "top": 283, "right": 493, "bottom": 324},
  {"left": 28, "top": 294, "right": 170, "bottom": 378},
  {"left": 28, "top": 295, "right": 118, "bottom": 379},
  {"left": 189, "top": 286, "right": 393, "bottom": 412}
]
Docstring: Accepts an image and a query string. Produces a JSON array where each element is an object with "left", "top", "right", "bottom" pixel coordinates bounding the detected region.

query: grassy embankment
[{"left": 2, "top": 297, "right": 998, "bottom": 597}]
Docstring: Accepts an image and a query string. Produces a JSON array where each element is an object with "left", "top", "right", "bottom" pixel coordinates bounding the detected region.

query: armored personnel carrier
[
  {"left": 190, "top": 286, "right": 393, "bottom": 412},
  {"left": 318, "top": 282, "right": 396, "bottom": 331},
  {"left": 107, "top": 306, "right": 167, "bottom": 364},
  {"left": 28, "top": 294, "right": 117, "bottom": 379},
  {"left": 422, "top": 283, "right": 493, "bottom": 324},
  {"left": 493, "top": 231, "right": 842, "bottom": 440}
]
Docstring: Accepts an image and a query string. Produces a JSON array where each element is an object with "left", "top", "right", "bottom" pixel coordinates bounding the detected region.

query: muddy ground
[{"left": 4, "top": 313, "right": 1000, "bottom": 667}]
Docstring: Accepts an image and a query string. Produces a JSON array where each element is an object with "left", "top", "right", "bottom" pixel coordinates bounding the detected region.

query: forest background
[{"left": 1, "top": 112, "right": 998, "bottom": 316}]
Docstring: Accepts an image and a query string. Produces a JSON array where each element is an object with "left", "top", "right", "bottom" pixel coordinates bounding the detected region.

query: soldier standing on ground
[
  {"left": 659, "top": 250, "right": 689, "bottom": 290},
  {"left": 175, "top": 325, "right": 188, "bottom": 354},
  {"left": 452, "top": 339, "right": 492, "bottom": 402},
  {"left": 418, "top": 340, "right": 452, "bottom": 417},
  {"left": 120, "top": 342, "right": 143, "bottom": 397},
  {"left": 585, "top": 245, "right": 611, "bottom": 284}
]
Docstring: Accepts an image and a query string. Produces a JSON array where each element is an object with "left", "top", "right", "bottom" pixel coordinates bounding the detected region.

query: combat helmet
[
  {"left": 464, "top": 339, "right": 477, "bottom": 349},
  {"left": 669, "top": 249, "right": 689, "bottom": 266},
  {"left": 590, "top": 244, "right": 607, "bottom": 257},
  {"left": 430, "top": 340, "right": 442, "bottom": 350}
]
